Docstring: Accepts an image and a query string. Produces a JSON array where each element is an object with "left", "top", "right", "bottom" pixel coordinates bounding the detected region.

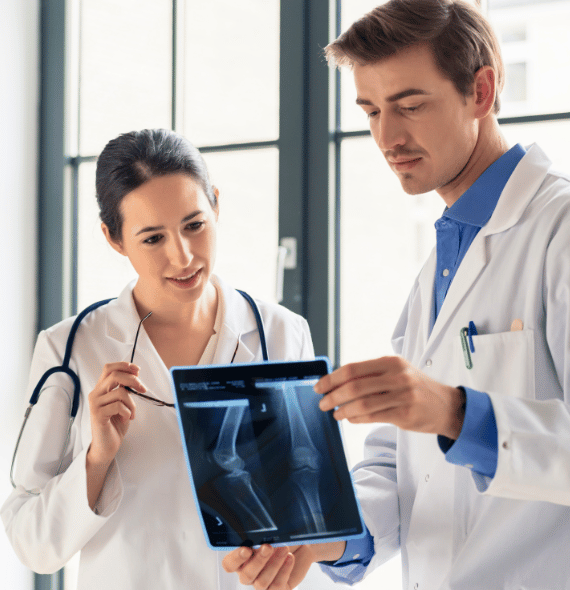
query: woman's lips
[{"left": 166, "top": 268, "right": 202, "bottom": 289}]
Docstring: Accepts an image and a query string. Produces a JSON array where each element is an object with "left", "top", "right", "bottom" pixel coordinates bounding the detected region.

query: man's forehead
[{"left": 353, "top": 49, "right": 449, "bottom": 103}]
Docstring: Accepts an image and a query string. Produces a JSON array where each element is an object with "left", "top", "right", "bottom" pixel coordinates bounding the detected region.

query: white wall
[{"left": 0, "top": 0, "right": 39, "bottom": 587}]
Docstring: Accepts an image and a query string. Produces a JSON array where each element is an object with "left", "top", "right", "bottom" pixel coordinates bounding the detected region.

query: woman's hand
[{"left": 86, "top": 362, "right": 145, "bottom": 510}]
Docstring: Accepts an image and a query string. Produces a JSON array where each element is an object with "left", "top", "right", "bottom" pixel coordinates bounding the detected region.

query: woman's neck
[{"left": 132, "top": 280, "right": 219, "bottom": 334}]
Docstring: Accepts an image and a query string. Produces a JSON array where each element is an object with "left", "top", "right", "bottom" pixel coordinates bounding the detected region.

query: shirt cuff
[
  {"left": 438, "top": 387, "right": 498, "bottom": 478},
  {"left": 319, "top": 526, "right": 374, "bottom": 567}
]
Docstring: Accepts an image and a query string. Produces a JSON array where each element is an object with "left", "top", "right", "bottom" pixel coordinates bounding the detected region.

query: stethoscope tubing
[{"left": 11, "top": 291, "right": 267, "bottom": 495}]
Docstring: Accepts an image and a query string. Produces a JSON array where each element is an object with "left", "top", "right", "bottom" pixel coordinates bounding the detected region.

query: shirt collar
[{"left": 443, "top": 143, "right": 526, "bottom": 228}]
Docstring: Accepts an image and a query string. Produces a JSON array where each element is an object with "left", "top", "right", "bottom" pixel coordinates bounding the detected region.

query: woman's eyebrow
[{"left": 135, "top": 210, "right": 202, "bottom": 236}]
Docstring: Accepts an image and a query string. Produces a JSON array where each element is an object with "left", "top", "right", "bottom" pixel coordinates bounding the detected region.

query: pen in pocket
[{"left": 460, "top": 321, "right": 478, "bottom": 369}]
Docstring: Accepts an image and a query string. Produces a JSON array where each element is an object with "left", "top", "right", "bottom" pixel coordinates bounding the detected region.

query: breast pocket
[{"left": 450, "top": 329, "right": 535, "bottom": 399}]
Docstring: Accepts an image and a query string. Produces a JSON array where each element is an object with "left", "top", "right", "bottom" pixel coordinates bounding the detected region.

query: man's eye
[{"left": 367, "top": 110, "right": 379, "bottom": 118}]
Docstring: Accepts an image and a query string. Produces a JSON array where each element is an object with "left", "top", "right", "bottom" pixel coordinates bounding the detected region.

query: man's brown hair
[{"left": 325, "top": 0, "right": 504, "bottom": 113}]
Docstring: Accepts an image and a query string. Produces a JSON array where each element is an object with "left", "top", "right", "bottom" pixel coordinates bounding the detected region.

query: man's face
[{"left": 354, "top": 43, "right": 479, "bottom": 198}]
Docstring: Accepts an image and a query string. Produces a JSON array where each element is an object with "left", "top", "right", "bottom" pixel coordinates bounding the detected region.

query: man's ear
[
  {"left": 101, "top": 223, "right": 126, "bottom": 256},
  {"left": 473, "top": 66, "right": 496, "bottom": 119}
]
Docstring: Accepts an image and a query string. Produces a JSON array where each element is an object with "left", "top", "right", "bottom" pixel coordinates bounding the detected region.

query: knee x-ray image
[{"left": 171, "top": 359, "right": 364, "bottom": 549}]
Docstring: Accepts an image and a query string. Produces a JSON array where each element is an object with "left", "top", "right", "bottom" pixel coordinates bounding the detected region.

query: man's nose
[{"left": 374, "top": 112, "right": 407, "bottom": 152}]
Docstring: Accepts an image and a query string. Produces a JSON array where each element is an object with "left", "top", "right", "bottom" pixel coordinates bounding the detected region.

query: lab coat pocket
[{"left": 451, "top": 329, "right": 535, "bottom": 399}]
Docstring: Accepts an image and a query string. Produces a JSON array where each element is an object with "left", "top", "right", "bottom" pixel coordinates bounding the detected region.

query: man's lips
[{"left": 389, "top": 156, "right": 423, "bottom": 170}]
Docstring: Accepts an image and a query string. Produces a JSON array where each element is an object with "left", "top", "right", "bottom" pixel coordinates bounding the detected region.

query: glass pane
[
  {"left": 488, "top": 0, "right": 570, "bottom": 117},
  {"left": 339, "top": 136, "right": 443, "bottom": 590},
  {"left": 500, "top": 118, "right": 570, "bottom": 170},
  {"left": 183, "top": 1, "right": 279, "bottom": 146},
  {"left": 77, "top": 162, "right": 138, "bottom": 311},
  {"left": 79, "top": 0, "right": 172, "bottom": 156},
  {"left": 205, "top": 148, "right": 279, "bottom": 302}
]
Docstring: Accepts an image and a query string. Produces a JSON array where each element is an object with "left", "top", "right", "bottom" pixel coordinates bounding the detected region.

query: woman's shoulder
[{"left": 215, "top": 276, "right": 308, "bottom": 327}]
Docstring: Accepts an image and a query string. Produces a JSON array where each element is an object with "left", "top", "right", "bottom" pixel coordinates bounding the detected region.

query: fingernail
[
  {"left": 260, "top": 545, "right": 272, "bottom": 556},
  {"left": 240, "top": 548, "right": 250, "bottom": 558},
  {"left": 313, "top": 382, "right": 323, "bottom": 394}
]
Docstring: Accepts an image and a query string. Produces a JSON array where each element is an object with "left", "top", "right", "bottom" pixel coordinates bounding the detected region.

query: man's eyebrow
[
  {"left": 387, "top": 89, "right": 430, "bottom": 102},
  {"left": 356, "top": 89, "right": 430, "bottom": 107},
  {"left": 135, "top": 210, "right": 202, "bottom": 236}
]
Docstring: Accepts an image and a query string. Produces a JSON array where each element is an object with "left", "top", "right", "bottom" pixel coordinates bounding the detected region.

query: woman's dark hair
[
  {"left": 325, "top": 0, "right": 504, "bottom": 114},
  {"left": 96, "top": 128, "right": 217, "bottom": 241}
]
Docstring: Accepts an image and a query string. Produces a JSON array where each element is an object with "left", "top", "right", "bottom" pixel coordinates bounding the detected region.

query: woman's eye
[
  {"left": 186, "top": 221, "right": 204, "bottom": 231},
  {"left": 143, "top": 234, "right": 162, "bottom": 245}
]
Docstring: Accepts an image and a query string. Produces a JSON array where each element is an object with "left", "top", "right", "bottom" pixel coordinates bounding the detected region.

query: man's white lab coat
[{"left": 351, "top": 144, "right": 570, "bottom": 589}]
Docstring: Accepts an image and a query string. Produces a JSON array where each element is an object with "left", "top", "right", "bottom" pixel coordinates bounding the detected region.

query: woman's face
[{"left": 103, "top": 173, "right": 219, "bottom": 308}]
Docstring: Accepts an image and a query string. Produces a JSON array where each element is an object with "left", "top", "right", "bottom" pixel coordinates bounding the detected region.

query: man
[{"left": 224, "top": 1, "right": 570, "bottom": 588}]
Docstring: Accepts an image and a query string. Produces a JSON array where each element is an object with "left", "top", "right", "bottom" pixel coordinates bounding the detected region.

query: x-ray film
[{"left": 170, "top": 358, "right": 364, "bottom": 550}]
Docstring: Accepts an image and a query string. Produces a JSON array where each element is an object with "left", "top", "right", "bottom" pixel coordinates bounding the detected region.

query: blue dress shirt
[{"left": 323, "top": 144, "right": 526, "bottom": 575}]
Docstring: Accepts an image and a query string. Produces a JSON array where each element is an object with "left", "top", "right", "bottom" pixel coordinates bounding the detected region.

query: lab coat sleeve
[
  {"left": 321, "top": 423, "right": 400, "bottom": 584},
  {"left": 1, "top": 329, "right": 123, "bottom": 573},
  {"left": 478, "top": 203, "right": 570, "bottom": 505}
]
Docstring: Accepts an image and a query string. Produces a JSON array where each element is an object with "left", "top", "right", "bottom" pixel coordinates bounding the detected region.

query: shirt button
[
  {"left": 443, "top": 269, "right": 450, "bottom": 277},
  {"left": 353, "top": 554, "right": 360, "bottom": 559},
  {"left": 425, "top": 359, "right": 432, "bottom": 367}
]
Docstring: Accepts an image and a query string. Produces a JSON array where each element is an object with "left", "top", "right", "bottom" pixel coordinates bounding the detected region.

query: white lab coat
[
  {"left": 2, "top": 275, "right": 337, "bottom": 590},
  {"left": 351, "top": 144, "right": 570, "bottom": 589}
]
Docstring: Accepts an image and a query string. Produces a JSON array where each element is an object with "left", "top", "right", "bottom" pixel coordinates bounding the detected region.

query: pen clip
[{"left": 460, "top": 327, "right": 473, "bottom": 370}]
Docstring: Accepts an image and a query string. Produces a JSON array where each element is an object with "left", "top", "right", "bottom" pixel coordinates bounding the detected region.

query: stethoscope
[{"left": 10, "top": 290, "right": 268, "bottom": 495}]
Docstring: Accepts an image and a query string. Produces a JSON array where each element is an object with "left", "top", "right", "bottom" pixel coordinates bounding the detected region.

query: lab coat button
[
  {"left": 425, "top": 359, "right": 432, "bottom": 367},
  {"left": 425, "top": 474, "right": 430, "bottom": 482},
  {"left": 414, "top": 584, "right": 419, "bottom": 589},
  {"left": 502, "top": 441, "right": 509, "bottom": 450}
]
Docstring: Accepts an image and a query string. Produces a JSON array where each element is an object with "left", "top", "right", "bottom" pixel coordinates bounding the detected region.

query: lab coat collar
[
  {"left": 421, "top": 143, "right": 552, "bottom": 351},
  {"left": 102, "top": 275, "right": 259, "bottom": 364},
  {"left": 482, "top": 143, "right": 551, "bottom": 236},
  {"left": 210, "top": 275, "right": 258, "bottom": 365}
]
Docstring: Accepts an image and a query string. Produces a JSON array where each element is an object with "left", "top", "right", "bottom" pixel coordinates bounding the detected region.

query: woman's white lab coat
[
  {"left": 350, "top": 144, "right": 570, "bottom": 589},
  {"left": 2, "top": 275, "right": 337, "bottom": 590}
]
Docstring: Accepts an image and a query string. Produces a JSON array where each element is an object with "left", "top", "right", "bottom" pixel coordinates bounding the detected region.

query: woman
[{"left": 2, "top": 129, "right": 335, "bottom": 589}]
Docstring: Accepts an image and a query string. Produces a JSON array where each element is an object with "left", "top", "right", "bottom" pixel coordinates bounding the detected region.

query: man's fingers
[
  {"left": 252, "top": 546, "right": 291, "bottom": 589},
  {"left": 222, "top": 547, "right": 254, "bottom": 573}
]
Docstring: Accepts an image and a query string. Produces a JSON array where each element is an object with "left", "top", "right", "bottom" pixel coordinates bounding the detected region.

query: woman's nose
[{"left": 167, "top": 235, "right": 192, "bottom": 268}]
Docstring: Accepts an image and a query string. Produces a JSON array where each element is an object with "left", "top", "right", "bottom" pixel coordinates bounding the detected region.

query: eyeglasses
[
  {"left": 125, "top": 311, "right": 175, "bottom": 408},
  {"left": 125, "top": 313, "right": 242, "bottom": 408}
]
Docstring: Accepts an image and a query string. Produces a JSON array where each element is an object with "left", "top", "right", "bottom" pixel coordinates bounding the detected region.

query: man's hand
[
  {"left": 222, "top": 541, "right": 346, "bottom": 589},
  {"left": 316, "top": 356, "right": 465, "bottom": 439}
]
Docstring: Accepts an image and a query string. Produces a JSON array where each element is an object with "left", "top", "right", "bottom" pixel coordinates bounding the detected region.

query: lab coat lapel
[
  {"left": 424, "top": 144, "right": 550, "bottom": 351},
  {"left": 210, "top": 276, "right": 257, "bottom": 365}
]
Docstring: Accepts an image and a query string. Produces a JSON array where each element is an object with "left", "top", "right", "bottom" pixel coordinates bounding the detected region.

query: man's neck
[{"left": 437, "top": 117, "right": 510, "bottom": 208}]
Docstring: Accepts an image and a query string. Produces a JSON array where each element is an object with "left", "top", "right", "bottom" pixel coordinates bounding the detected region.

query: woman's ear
[
  {"left": 212, "top": 186, "right": 220, "bottom": 221},
  {"left": 101, "top": 223, "right": 126, "bottom": 256}
]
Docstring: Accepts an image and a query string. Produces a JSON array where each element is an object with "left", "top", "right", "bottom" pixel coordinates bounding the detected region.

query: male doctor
[{"left": 224, "top": 1, "right": 570, "bottom": 588}]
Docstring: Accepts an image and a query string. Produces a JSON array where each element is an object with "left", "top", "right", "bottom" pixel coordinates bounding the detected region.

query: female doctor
[{"left": 1, "top": 129, "right": 336, "bottom": 590}]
